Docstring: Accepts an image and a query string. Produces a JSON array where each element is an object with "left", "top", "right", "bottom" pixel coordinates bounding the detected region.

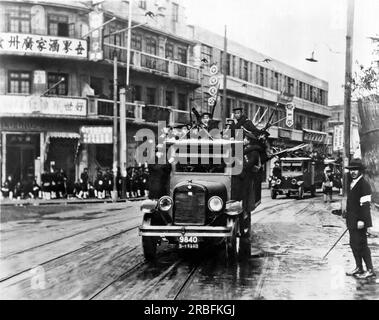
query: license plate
[{"left": 178, "top": 236, "right": 199, "bottom": 249}]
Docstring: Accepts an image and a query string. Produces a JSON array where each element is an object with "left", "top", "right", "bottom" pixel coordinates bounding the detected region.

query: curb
[{"left": 0, "top": 197, "right": 147, "bottom": 207}]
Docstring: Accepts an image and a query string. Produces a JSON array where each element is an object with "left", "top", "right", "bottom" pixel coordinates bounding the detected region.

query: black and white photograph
[{"left": 1, "top": 0, "right": 379, "bottom": 304}]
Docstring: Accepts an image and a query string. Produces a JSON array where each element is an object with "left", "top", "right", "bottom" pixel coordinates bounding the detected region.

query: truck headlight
[
  {"left": 291, "top": 179, "right": 297, "bottom": 185},
  {"left": 158, "top": 196, "right": 173, "bottom": 211},
  {"left": 208, "top": 196, "right": 223, "bottom": 212},
  {"left": 276, "top": 179, "right": 281, "bottom": 185}
]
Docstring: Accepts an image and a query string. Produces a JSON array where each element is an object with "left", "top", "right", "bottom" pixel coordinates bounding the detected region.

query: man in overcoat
[{"left": 344, "top": 158, "right": 376, "bottom": 279}]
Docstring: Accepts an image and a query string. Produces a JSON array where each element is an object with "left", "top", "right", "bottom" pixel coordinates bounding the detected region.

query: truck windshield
[{"left": 282, "top": 162, "right": 303, "bottom": 172}]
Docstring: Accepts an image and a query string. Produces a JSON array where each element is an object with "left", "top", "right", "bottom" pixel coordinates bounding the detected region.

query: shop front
[{"left": 0, "top": 118, "right": 84, "bottom": 190}]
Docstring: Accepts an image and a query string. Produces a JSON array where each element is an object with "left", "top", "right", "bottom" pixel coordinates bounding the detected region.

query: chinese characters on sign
[
  {"left": 303, "top": 129, "right": 327, "bottom": 143},
  {"left": 80, "top": 126, "right": 113, "bottom": 144},
  {"left": 0, "top": 33, "right": 87, "bottom": 58},
  {"left": 333, "top": 125, "right": 344, "bottom": 152},
  {"left": 0, "top": 95, "right": 87, "bottom": 116},
  {"left": 88, "top": 10, "right": 104, "bottom": 61}
]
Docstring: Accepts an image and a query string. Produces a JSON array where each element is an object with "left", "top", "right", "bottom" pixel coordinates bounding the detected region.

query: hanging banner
[
  {"left": 333, "top": 124, "right": 344, "bottom": 151},
  {"left": 88, "top": 9, "right": 104, "bottom": 61}
]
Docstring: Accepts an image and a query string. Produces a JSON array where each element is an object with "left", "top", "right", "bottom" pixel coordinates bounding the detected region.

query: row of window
[
  {"left": 7, "top": 70, "right": 188, "bottom": 110},
  {"left": 130, "top": 85, "right": 187, "bottom": 110},
  {"left": 226, "top": 98, "right": 326, "bottom": 132},
  {"left": 201, "top": 45, "right": 328, "bottom": 106},
  {"left": 6, "top": 6, "right": 75, "bottom": 37},
  {"left": 8, "top": 71, "right": 67, "bottom": 95}
]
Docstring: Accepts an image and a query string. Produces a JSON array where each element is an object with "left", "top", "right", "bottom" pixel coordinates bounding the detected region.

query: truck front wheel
[{"left": 142, "top": 236, "right": 158, "bottom": 261}]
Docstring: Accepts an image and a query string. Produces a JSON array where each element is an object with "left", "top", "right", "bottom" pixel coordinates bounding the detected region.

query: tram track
[
  {"left": 2, "top": 213, "right": 141, "bottom": 259},
  {"left": 0, "top": 222, "right": 141, "bottom": 283}
]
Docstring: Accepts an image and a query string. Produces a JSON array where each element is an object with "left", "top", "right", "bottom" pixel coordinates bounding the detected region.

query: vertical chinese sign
[{"left": 88, "top": 9, "right": 104, "bottom": 61}]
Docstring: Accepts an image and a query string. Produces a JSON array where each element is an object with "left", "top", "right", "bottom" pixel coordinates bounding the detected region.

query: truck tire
[
  {"left": 310, "top": 186, "right": 316, "bottom": 197},
  {"left": 297, "top": 186, "right": 304, "bottom": 200},
  {"left": 271, "top": 189, "right": 277, "bottom": 199},
  {"left": 225, "top": 219, "right": 239, "bottom": 261},
  {"left": 142, "top": 236, "right": 158, "bottom": 261}
]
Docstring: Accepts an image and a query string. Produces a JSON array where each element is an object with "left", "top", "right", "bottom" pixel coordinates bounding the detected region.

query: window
[
  {"left": 233, "top": 56, "right": 237, "bottom": 78},
  {"left": 7, "top": 6, "right": 30, "bottom": 33},
  {"left": 132, "top": 85, "right": 142, "bottom": 101},
  {"left": 145, "top": 37, "right": 157, "bottom": 55},
  {"left": 287, "top": 77, "right": 295, "bottom": 94},
  {"left": 172, "top": 3, "right": 179, "bottom": 22},
  {"left": 8, "top": 71, "right": 31, "bottom": 94},
  {"left": 47, "top": 73, "right": 68, "bottom": 95},
  {"left": 48, "top": 15, "right": 73, "bottom": 37},
  {"left": 138, "top": 0, "right": 146, "bottom": 9},
  {"left": 166, "top": 91, "right": 174, "bottom": 106},
  {"left": 274, "top": 72, "right": 279, "bottom": 91},
  {"left": 259, "top": 66, "right": 264, "bottom": 86},
  {"left": 146, "top": 87, "right": 156, "bottom": 104},
  {"left": 239, "top": 59, "right": 248, "bottom": 81},
  {"left": 165, "top": 42, "right": 174, "bottom": 59},
  {"left": 298, "top": 82, "right": 303, "bottom": 98},
  {"left": 177, "top": 46, "right": 187, "bottom": 63},
  {"left": 178, "top": 93, "right": 187, "bottom": 110},
  {"left": 307, "top": 117, "right": 314, "bottom": 130},
  {"left": 201, "top": 45, "right": 212, "bottom": 65},
  {"left": 226, "top": 54, "right": 231, "bottom": 76},
  {"left": 131, "top": 33, "right": 142, "bottom": 51}
]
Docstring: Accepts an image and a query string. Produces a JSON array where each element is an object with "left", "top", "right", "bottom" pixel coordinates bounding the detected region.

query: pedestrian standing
[
  {"left": 6, "top": 175, "right": 15, "bottom": 200},
  {"left": 79, "top": 168, "right": 89, "bottom": 199},
  {"left": 1, "top": 180, "right": 10, "bottom": 200},
  {"left": 41, "top": 171, "right": 51, "bottom": 200},
  {"left": 94, "top": 170, "right": 105, "bottom": 199},
  {"left": 32, "top": 179, "right": 41, "bottom": 199},
  {"left": 13, "top": 181, "right": 24, "bottom": 200},
  {"left": 322, "top": 167, "right": 334, "bottom": 203},
  {"left": 344, "top": 159, "right": 376, "bottom": 279}
]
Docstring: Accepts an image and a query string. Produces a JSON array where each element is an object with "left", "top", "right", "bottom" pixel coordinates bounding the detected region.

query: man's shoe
[
  {"left": 355, "top": 269, "right": 376, "bottom": 279},
  {"left": 346, "top": 267, "right": 364, "bottom": 276}
]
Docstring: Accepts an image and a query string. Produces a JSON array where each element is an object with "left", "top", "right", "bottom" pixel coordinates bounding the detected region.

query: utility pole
[
  {"left": 343, "top": 0, "right": 355, "bottom": 195},
  {"left": 120, "top": 0, "right": 133, "bottom": 198},
  {"left": 222, "top": 25, "right": 228, "bottom": 127},
  {"left": 112, "top": 51, "right": 118, "bottom": 201}
]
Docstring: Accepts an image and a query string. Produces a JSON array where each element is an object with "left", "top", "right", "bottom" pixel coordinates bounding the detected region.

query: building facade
[
  {"left": 191, "top": 27, "right": 332, "bottom": 180},
  {"left": 0, "top": 0, "right": 332, "bottom": 190},
  {"left": 0, "top": 0, "right": 200, "bottom": 191}
]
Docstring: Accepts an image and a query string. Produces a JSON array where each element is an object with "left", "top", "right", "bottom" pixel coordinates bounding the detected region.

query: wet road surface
[{"left": 1, "top": 191, "right": 378, "bottom": 300}]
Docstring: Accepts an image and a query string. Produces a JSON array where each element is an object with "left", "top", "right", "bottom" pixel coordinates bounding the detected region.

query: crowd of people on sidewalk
[{"left": 0, "top": 165, "right": 150, "bottom": 201}]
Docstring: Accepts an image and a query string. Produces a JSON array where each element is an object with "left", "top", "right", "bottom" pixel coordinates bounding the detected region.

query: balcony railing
[
  {"left": 102, "top": 42, "right": 200, "bottom": 84},
  {"left": 87, "top": 96, "right": 190, "bottom": 126},
  {"left": 140, "top": 53, "right": 169, "bottom": 73},
  {"left": 142, "top": 104, "right": 171, "bottom": 123}
]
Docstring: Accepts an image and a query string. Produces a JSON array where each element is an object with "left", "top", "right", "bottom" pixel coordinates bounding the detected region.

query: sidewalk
[{"left": 0, "top": 196, "right": 147, "bottom": 207}]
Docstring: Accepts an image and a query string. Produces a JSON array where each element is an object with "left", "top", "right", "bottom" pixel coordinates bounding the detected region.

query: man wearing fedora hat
[{"left": 344, "top": 158, "right": 375, "bottom": 279}]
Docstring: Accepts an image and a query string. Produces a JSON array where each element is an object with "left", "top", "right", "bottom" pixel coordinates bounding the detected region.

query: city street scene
[{"left": 1, "top": 0, "right": 379, "bottom": 302}]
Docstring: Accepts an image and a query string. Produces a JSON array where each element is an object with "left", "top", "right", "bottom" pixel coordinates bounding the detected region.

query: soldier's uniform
[{"left": 345, "top": 159, "right": 375, "bottom": 279}]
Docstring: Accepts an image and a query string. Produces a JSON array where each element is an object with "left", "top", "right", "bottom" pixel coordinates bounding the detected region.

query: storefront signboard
[
  {"left": 0, "top": 95, "right": 86, "bottom": 116},
  {"left": 80, "top": 126, "right": 113, "bottom": 144},
  {"left": 0, "top": 32, "right": 87, "bottom": 59}
]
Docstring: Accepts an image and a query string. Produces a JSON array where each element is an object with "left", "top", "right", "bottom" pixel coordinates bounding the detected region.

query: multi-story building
[
  {"left": 191, "top": 27, "right": 332, "bottom": 180},
  {"left": 0, "top": 0, "right": 332, "bottom": 191},
  {"left": 0, "top": 0, "right": 200, "bottom": 191}
]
